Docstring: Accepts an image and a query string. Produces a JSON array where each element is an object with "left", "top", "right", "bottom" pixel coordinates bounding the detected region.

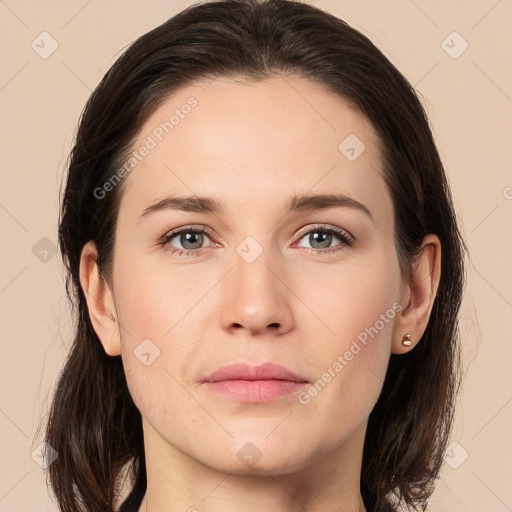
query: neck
[{"left": 139, "top": 418, "right": 368, "bottom": 512}]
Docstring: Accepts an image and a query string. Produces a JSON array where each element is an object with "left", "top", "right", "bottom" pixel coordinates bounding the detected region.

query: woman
[{"left": 44, "top": 0, "right": 466, "bottom": 511}]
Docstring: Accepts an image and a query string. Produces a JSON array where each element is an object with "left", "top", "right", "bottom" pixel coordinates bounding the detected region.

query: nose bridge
[
  {"left": 233, "top": 238, "right": 282, "bottom": 307},
  {"left": 220, "top": 237, "right": 293, "bottom": 334}
]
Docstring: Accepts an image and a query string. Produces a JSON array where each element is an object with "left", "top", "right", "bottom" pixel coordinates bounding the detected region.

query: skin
[{"left": 80, "top": 76, "right": 441, "bottom": 512}]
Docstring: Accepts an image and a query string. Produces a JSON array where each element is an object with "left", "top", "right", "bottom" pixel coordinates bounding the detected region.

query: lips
[
  {"left": 202, "top": 362, "right": 309, "bottom": 383},
  {"left": 201, "top": 362, "right": 309, "bottom": 403}
]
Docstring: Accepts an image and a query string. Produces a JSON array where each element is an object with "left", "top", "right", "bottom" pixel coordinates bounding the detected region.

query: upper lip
[{"left": 202, "top": 362, "right": 309, "bottom": 383}]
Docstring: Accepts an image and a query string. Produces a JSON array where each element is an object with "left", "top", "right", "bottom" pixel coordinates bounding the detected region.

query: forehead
[{"left": 119, "top": 75, "right": 390, "bottom": 222}]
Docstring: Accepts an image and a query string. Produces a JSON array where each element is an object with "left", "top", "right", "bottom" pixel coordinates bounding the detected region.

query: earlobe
[
  {"left": 79, "top": 241, "right": 121, "bottom": 356},
  {"left": 391, "top": 234, "right": 441, "bottom": 354}
]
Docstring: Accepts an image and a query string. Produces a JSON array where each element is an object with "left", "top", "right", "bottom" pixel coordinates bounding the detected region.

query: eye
[
  {"left": 160, "top": 223, "right": 354, "bottom": 258},
  {"left": 160, "top": 226, "right": 215, "bottom": 257},
  {"left": 294, "top": 224, "right": 354, "bottom": 253}
]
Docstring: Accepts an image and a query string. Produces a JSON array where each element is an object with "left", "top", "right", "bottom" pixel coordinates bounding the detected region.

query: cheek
[
  {"left": 113, "top": 254, "right": 211, "bottom": 346},
  {"left": 295, "top": 247, "right": 401, "bottom": 346},
  {"left": 112, "top": 258, "right": 214, "bottom": 421},
  {"left": 293, "top": 250, "right": 400, "bottom": 422}
]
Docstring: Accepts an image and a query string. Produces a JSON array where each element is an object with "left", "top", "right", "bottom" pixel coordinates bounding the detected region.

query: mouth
[{"left": 201, "top": 362, "right": 309, "bottom": 403}]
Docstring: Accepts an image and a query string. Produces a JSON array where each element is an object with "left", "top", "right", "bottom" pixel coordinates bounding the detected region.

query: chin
[{"left": 200, "top": 438, "right": 314, "bottom": 476}]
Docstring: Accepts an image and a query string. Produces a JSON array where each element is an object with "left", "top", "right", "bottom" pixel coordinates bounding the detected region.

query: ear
[
  {"left": 392, "top": 234, "right": 441, "bottom": 354},
  {"left": 79, "top": 241, "right": 121, "bottom": 356}
]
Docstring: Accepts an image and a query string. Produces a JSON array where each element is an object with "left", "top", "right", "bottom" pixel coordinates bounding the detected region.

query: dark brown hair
[{"left": 43, "top": 1, "right": 466, "bottom": 511}]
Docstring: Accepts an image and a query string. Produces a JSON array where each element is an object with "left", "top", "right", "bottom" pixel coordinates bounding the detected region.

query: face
[{"left": 109, "top": 76, "right": 404, "bottom": 475}]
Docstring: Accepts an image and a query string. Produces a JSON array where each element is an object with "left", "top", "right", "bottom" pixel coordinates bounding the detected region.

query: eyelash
[{"left": 159, "top": 224, "right": 355, "bottom": 259}]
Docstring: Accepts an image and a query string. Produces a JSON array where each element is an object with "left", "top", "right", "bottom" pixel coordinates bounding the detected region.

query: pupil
[
  {"left": 310, "top": 231, "right": 331, "bottom": 249},
  {"left": 181, "top": 232, "right": 202, "bottom": 249}
]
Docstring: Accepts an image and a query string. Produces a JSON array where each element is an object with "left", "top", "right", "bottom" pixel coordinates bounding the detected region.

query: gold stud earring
[{"left": 401, "top": 334, "right": 412, "bottom": 347}]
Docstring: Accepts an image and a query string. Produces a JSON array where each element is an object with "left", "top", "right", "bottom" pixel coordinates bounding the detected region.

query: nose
[{"left": 219, "top": 246, "right": 295, "bottom": 337}]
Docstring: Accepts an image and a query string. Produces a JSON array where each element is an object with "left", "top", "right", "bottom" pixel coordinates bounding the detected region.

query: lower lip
[{"left": 204, "top": 380, "right": 308, "bottom": 402}]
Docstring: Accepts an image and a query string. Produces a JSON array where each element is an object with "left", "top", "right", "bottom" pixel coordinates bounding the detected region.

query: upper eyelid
[
  {"left": 162, "top": 224, "right": 214, "bottom": 239},
  {"left": 295, "top": 224, "right": 353, "bottom": 240}
]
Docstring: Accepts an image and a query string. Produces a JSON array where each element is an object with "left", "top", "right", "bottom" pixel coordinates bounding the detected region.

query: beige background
[{"left": 1, "top": 0, "right": 511, "bottom": 510}]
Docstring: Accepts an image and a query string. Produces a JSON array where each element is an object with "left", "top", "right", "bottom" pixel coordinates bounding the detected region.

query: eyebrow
[{"left": 140, "top": 193, "right": 373, "bottom": 220}]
